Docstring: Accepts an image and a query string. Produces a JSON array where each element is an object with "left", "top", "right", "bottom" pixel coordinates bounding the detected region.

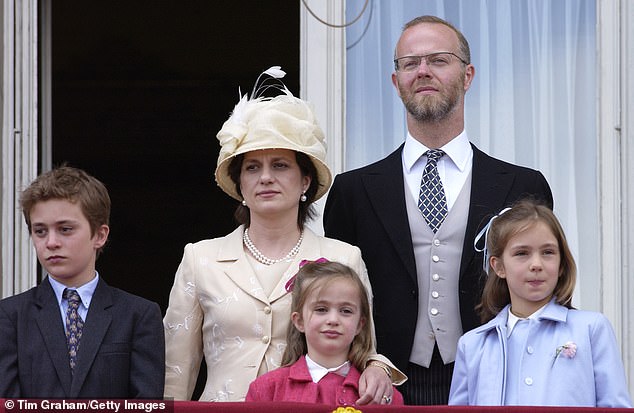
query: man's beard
[{"left": 401, "top": 79, "right": 463, "bottom": 123}]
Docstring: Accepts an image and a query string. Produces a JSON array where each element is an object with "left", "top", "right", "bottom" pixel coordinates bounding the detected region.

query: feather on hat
[{"left": 214, "top": 66, "right": 332, "bottom": 201}]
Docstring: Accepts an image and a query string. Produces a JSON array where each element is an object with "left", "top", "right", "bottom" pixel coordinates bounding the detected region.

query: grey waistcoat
[{"left": 406, "top": 171, "right": 472, "bottom": 366}]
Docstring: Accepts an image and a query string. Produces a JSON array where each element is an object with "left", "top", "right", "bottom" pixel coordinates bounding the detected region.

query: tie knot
[
  {"left": 63, "top": 289, "right": 81, "bottom": 305},
  {"left": 425, "top": 149, "right": 445, "bottom": 162}
]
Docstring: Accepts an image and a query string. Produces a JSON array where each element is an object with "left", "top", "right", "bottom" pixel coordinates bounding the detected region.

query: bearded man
[{"left": 324, "top": 15, "right": 553, "bottom": 405}]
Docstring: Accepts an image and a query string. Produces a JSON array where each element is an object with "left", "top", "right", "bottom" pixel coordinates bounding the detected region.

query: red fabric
[
  {"left": 171, "top": 402, "right": 634, "bottom": 413},
  {"left": 1, "top": 400, "right": 631, "bottom": 413},
  {"left": 245, "top": 356, "right": 404, "bottom": 406}
]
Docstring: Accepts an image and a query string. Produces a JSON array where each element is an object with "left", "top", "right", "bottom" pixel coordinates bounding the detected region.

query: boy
[{"left": 0, "top": 166, "right": 164, "bottom": 398}]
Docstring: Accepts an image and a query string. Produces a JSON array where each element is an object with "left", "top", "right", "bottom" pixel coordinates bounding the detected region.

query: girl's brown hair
[
  {"left": 477, "top": 199, "right": 577, "bottom": 322},
  {"left": 281, "top": 261, "right": 373, "bottom": 372}
]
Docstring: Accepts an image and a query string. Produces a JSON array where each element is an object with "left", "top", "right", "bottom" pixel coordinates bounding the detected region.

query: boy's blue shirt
[{"left": 48, "top": 273, "right": 99, "bottom": 326}]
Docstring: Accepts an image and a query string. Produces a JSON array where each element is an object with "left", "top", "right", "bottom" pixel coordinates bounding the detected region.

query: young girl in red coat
[{"left": 246, "top": 260, "right": 404, "bottom": 406}]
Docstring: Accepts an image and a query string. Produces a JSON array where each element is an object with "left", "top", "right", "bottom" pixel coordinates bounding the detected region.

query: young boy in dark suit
[{"left": 0, "top": 166, "right": 164, "bottom": 398}]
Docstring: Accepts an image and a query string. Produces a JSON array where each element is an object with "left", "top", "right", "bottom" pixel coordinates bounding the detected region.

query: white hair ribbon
[{"left": 473, "top": 207, "right": 512, "bottom": 273}]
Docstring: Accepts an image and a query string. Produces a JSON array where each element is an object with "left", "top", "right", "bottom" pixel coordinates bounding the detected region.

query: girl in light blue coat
[{"left": 449, "top": 200, "right": 632, "bottom": 407}]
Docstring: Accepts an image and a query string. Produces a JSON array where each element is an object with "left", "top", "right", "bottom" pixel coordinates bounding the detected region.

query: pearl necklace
[{"left": 243, "top": 228, "right": 304, "bottom": 265}]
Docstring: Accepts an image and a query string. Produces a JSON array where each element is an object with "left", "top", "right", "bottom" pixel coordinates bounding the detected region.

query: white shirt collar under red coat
[{"left": 305, "top": 354, "right": 351, "bottom": 383}]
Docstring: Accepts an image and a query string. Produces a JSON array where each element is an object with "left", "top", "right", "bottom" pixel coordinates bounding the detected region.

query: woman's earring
[
  {"left": 241, "top": 199, "right": 247, "bottom": 207},
  {"left": 300, "top": 193, "right": 307, "bottom": 202}
]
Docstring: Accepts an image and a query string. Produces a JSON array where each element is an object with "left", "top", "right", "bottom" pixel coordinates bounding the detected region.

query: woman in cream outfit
[{"left": 163, "top": 68, "right": 405, "bottom": 403}]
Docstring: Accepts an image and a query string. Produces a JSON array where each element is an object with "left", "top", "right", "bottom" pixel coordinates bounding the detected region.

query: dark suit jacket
[
  {"left": 0, "top": 276, "right": 165, "bottom": 398},
  {"left": 323, "top": 144, "right": 553, "bottom": 371}
]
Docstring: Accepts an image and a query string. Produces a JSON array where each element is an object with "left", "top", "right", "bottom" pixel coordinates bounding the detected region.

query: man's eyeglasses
[{"left": 394, "top": 52, "right": 469, "bottom": 72}]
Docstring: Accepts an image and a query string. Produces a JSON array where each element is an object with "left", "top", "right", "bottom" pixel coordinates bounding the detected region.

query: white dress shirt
[{"left": 402, "top": 131, "right": 473, "bottom": 211}]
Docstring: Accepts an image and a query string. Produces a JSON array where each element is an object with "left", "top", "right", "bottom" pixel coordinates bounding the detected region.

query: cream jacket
[{"left": 164, "top": 225, "right": 404, "bottom": 401}]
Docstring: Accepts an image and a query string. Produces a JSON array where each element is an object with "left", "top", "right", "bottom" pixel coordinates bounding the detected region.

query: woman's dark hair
[{"left": 227, "top": 151, "right": 319, "bottom": 229}]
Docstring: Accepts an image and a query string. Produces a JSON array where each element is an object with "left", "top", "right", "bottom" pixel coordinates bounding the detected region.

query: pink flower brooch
[{"left": 552, "top": 341, "right": 577, "bottom": 366}]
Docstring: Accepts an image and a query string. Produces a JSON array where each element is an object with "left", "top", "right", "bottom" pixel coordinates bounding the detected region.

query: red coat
[{"left": 245, "top": 355, "right": 404, "bottom": 406}]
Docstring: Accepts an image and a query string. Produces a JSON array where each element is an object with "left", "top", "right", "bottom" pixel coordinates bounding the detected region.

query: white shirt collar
[
  {"left": 402, "top": 130, "right": 471, "bottom": 173},
  {"left": 305, "top": 354, "right": 351, "bottom": 383},
  {"left": 506, "top": 303, "right": 548, "bottom": 337}
]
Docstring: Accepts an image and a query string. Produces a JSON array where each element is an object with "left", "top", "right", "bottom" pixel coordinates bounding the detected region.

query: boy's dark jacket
[{"left": 0, "top": 276, "right": 164, "bottom": 398}]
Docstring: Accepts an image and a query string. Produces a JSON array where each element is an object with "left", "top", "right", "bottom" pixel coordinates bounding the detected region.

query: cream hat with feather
[{"left": 214, "top": 67, "right": 332, "bottom": 201}]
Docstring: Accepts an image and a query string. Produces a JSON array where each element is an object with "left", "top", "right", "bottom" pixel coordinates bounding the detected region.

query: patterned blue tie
[
  {"left": 418, "top": 149, "right": 448, "bottom": 233},
  {"left": 63, "top": 289, "right": 84, "bottom": 372}
]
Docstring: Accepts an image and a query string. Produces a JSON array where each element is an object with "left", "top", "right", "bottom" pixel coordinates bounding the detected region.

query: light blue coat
[{"left": 448, "top": 299, "right": 632, "bottom": 407}]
